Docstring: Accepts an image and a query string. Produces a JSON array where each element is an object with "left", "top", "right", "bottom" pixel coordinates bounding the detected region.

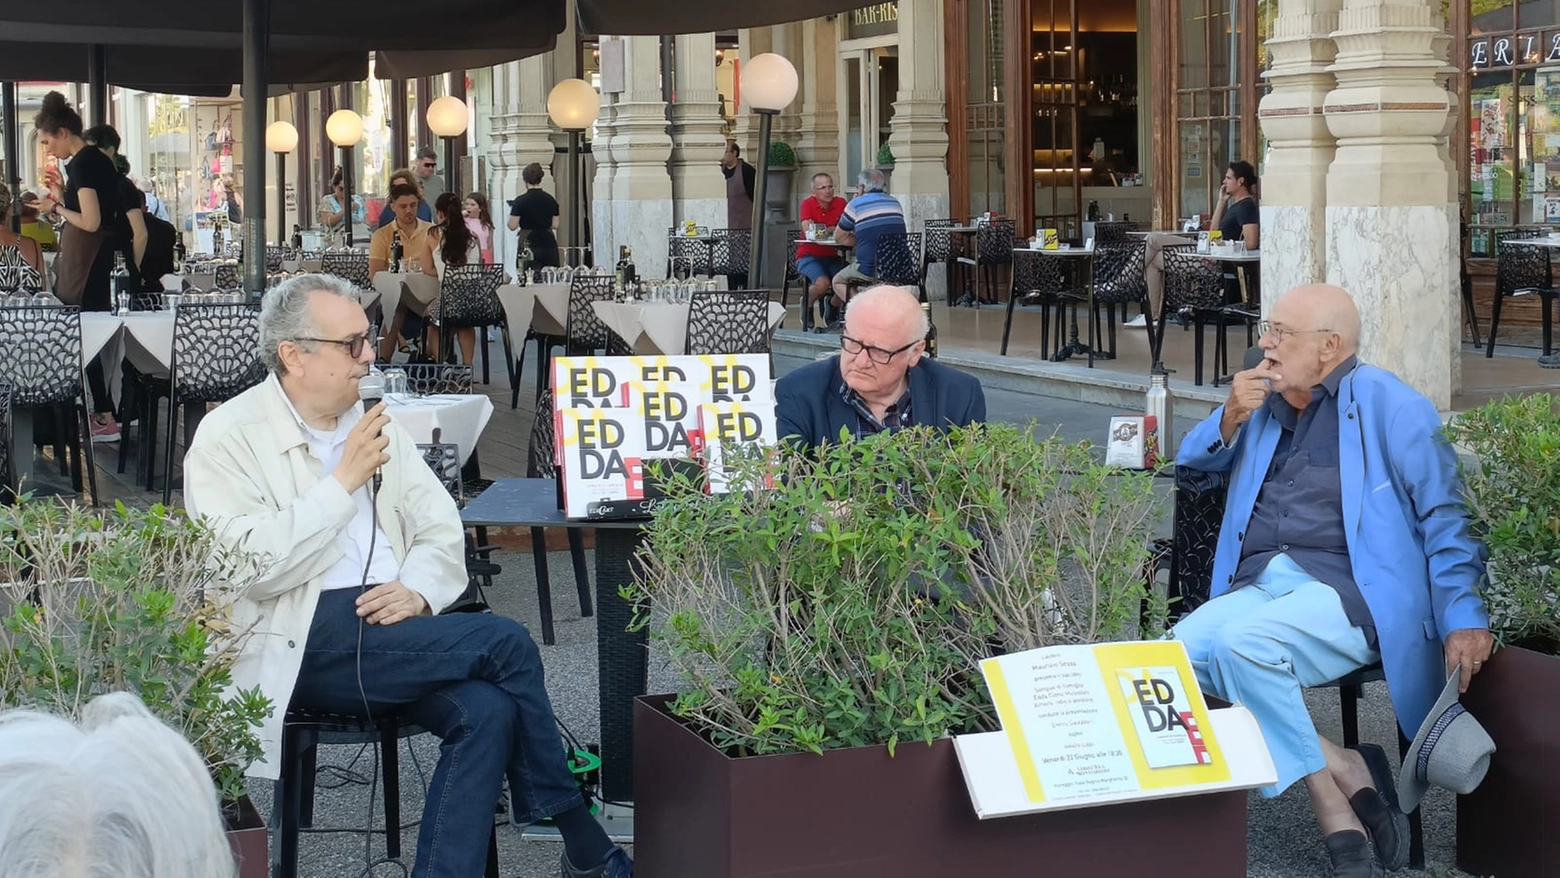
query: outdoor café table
[
  {"left": 949, "top": 224, "right": 983, "bottom": 306},
  {"left": 665, "top": 231, "right": 715, "bottom": 278},
  {"left": 383, "top": 393, "right": 493, "bottom": 465},
  {"left": 459, "top": 477, "right": 649, "bottom": 805},
  {"left": 1182, "top": 247, "right": 1261, "bottom": 305},
  {"left": 371, "top": 271, "right": 439, "bottom": 322},
  {"left": 496, "top": 282, "right": 571, "bottom": 353},
  {"left": 591, "top": 299, "right": 787, "bottom": 355},
  {"left": 1013, "top": 244, "right": 1099, "bottom": 365}
]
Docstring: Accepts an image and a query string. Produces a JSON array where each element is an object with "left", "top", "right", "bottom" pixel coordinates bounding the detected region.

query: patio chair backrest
[
  {"left": 784, "top": 229, "right": 803, "bottom": 284},
  {"left": 565, "top": 274, "right": 623, "bottom": 353},
  {"left": 528, "top": 387, "right": 558, "bottom": 478},
  {"left": 1011, "top": 249, "right": 1074, "bottom": 298},
  {"left": 401, "top": 363, "right": 475, "bottom": 396},
  {"left": 668, "top": 232, "right": 715, "bottom": 279},
  {"left": 1163, "top": 249, "right": 1228, "bottom": 312},
  {"left": 684, "top": 290, "right": 772, "bottom": 355},
  {"left": 1496, "top": 229, "right": 1552, "bottom": 296},
  {"left": 170, "top": 303, "right": 267, "bottom": 404},
  {"left": 976, "top": 219, "right": 1017, "bottom": 265},
  {"left": 321, "top": 252, "right": 372, "bottom": 290},
  {"left": 873, "top": 232, "right": 923, "bottom": 288},
  {"left": 211, "top": 263, "right": 239, "bottom": 291},
  {"left": 0, "top": 305, "right": 84, "bottom": 407},
  {"left": 417, "top": 442, "right": 464, "bottom": 506},
  {"left": 264, "top": 246, "right": 286, "bottom": 273},
  {"left": 437, "top": 265, "right": 506, "bottom": 329},
  {"left": 922, "top": 218, "right": 954, "bottom": 264},
  {"left": 1094, "top": 221, "right": 1140, "bottom": 243},
  {"left": 0, "top": 381, "right": 12, "bottom": 497},
  {"left": 1093, "top": 239, "right": 1149, "bottom": 305},
  {"left": 712, "top": 229, "right": 752, "bottom": 278},
  {"left": 1169, "top": 465, "right": 1229, "bottom": 616}
]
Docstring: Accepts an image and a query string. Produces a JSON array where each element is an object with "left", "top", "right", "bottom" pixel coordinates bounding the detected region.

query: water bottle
[{"left": 1146, "top": 370, "right": 1174, "bottom": 464}]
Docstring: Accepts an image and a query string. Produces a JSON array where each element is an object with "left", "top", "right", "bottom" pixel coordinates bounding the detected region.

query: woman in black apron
[
  {"left": 507, "top": 162, "right": 561, "bottom": 270},
  {"left": 31, "top": 91, "right": 123, "bottom": 440}
]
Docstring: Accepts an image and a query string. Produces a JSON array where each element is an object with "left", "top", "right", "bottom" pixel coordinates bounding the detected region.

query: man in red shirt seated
[{"left": 797, "top": 173, "right": 847, "bottom": 327}]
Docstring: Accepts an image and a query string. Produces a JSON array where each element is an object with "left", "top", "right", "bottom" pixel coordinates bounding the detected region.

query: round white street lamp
[
  {"left": 546, "top": 79, "right": 603, "bottom": 267},
  {"left": 325, "top": 110, "right": 364, "bottom": 246},
  {"left": 738, "top": 53, "right": 799, "bottom": 291},
  {"left": 265, "top": 121, "right": 298, "bottom": 247}
]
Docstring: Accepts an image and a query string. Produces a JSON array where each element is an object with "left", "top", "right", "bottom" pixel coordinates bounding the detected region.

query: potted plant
[
  {"left": 876, "top": 141, "right": 895, "bottom": 186},
  {"left": 763, "top": 140, "right": 798, "bottom": 219},
  {"left": 0, "top": 500, "right": 272, "bottom": 877},
  {"left": 627, "top": 425, "right": 1253, "bottom": 877},
  {"left": 1445, "top": 395, "right": 1560, "bottom": 877}
]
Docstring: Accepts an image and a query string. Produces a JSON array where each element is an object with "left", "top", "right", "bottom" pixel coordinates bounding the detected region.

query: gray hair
[
  {"left": 858, "top": 168, "right": 888, "bottom": 193},
  {"left": 259, "top": 273, "right": 360, "bottom": 375},
  {"left": 0, "top": 693, "right": 237, "bottom": 878},
  {"left": 415, "top": 146, "right": 437, "bottom": 162},
  {"left": 846, "top": 284, "right": 928, "bottom": 346}
]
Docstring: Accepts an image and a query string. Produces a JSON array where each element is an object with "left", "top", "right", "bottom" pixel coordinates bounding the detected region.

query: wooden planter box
[
  {"left": 226, "top": 795, "right": 269, "bottom": 878},
  {"left": 634, "top": 695, "right": 1250, "bottom": 877},
  {"left": 1457, "top": 645, "right": 1560, "bottom": 878}
]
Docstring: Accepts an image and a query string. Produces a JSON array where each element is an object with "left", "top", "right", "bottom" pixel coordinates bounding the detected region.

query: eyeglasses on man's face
[
  {"left": 297, "top": 331, "right": 380, "bottom": 359},
  {"left": 1257, "top": 320, "right": 1332, "bottom": 344},
  {"left": 841, "top": 334, "right": 917, "bottom": 365}
]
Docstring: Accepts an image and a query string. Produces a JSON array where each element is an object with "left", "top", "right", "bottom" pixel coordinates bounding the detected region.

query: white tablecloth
[
  {"left": 385, "top": 393, "right": 493, "bottom": 464},
  {"left": 496, "top": 283, "right": 570, "bottom": 346},
  {"left": 373, "top": 271, "right": 440, "bottom": 318},
  {"left": 592, "top": 300, "right": 787, "bottom": 355},
  {"left": 120, "top": 313, "right": 176, "bottom": 374},
  {"left": 79, "top": 313, "right": 124, "bottom": 368}
]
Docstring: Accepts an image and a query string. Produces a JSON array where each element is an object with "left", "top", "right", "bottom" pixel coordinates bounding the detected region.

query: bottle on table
[
  {"left": 291, "top": 224, "right": 303, "bottom": 251},
  {"left": 922, "top": 302, "right": 938, "bottom": 359},
  {"left": 518, "top": 244, "right": 534, "bottom": 285},
  {"left": 390, "top": 229, "right": 404, "bottom": 273}
]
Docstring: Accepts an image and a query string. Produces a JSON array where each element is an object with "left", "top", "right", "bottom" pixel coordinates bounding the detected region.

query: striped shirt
[{"left": 837, "top": 191, "right": 906, "bottom": 276}]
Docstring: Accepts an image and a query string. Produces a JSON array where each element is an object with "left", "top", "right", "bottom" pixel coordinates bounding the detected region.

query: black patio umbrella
[{"left": 577, "top": 0, "right": 872, "bottom": 34}]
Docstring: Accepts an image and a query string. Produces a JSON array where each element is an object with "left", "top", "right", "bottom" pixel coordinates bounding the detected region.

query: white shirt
[{"left": 276, "top": 388, "right": 402, "bottom": 590}]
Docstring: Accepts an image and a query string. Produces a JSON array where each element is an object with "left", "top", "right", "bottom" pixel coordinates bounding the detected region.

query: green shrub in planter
[
  {"left": 877, "top": 142, "right": 895, "bottom": 167},
  {"left": 626, "top": 423, "right": 1165, "bottom": 757},
  {"left": 767, "top": 140, "right": 797, "bottom": 168},
  {"left": 0, "top": 500, "right": 271, "bottom": 803},
  {"left": 1446, "top": 394, "right": 1560, "bottom": 655}
]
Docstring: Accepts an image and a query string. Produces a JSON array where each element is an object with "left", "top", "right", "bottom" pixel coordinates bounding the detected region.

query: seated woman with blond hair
[{"left": 0, "top": 693, "right": 237, "bottom": 878}]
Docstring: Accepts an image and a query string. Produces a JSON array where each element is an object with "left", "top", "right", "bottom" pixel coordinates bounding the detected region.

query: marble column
[
  {"left": 1430, "top": 31, "right": 1462, "bottom": 394},
  {"left": 590, "top": 41, "right": 621, "bottom": 269},
  {"left": 887, "top": 0, "right": 951, "bottom": 297},
  {"left": 771, "top": 23, "right": 805, "bottom": 153},
  {"left": 602, "top": 35, "right": 675, "bottom": 277},
  {"left": 671, "top": 33, "right": 730, "bottom": 234},
  {"left": 495, "top": 56, "right": 564, "bottom": 272},
  {"left": 1323, "top": 0, "right": 1457, "bottom": 409},
  {"left": 795, "top": 18, "right": 840, "bottom": 194},
  {"left": 1257, "top": 0, "right": 1341, "bottom": 307}
]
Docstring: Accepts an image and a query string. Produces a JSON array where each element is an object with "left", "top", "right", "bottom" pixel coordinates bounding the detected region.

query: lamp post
[
  {"left": 739, "top": 53, "right": 799, "bottom": 290},
  {"left": 547, "top": 78, "right": 602, "bottom": 268},
  {"left": 264, "top": 121, "right": 297, "bottom": 248},
  {"left": 426, "top": 95, "right": 469, "bottom": 203},
  {"left": 325, "top": 109, "right": 364, "bottom": 247}
]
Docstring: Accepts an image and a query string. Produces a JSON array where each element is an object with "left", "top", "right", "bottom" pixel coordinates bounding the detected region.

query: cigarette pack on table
[{"left": 1106, "top": 415, "right": 1159, "bottom": 469}]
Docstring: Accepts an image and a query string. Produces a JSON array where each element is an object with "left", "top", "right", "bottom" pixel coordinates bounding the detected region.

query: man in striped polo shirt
[{"left": 830, "top": 168, "right": 907, "bottom": 317}]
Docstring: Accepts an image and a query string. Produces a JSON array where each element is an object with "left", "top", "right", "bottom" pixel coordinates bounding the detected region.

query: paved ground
[{"left": 245, "top": 350, "right": 1481, "bottom": 877}]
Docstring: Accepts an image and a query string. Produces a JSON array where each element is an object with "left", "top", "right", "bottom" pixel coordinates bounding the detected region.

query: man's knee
[
  {"left": 1207, "top": 619, "right": 1285, "bottom": 669},
  {"left": 426, "top": 680, "right": 518, "bottom": 740}
]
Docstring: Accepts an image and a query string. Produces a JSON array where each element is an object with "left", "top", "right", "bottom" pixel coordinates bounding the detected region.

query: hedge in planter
[{"left": 1446, "top": 396, "right": 1560, "bottom": 877}]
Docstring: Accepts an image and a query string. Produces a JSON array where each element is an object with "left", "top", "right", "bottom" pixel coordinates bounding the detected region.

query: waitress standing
[
  {"left": 507, "top": 162, "right": 561, "bottom": 270},
  {"left": 30, "top": 90, "right": 123, "bottom": 441}
]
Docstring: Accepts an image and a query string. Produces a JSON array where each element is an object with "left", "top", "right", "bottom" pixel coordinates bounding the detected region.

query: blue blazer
[
  {"left": 775, "top": 355, "right": 986, "bottom": 448},
  {"left": 1179, "top": 363, "right": 1488, "bottom": 737}
]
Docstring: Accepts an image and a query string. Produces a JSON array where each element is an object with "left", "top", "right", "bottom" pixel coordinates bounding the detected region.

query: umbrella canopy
[
  {"left": 0, "top": 43, "right": 365, "bottom": 96},
  {"left": 577, "top": 0, "right": 870, "bottom": 35}
]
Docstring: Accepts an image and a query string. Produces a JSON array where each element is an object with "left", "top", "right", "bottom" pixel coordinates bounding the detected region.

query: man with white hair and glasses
[{"left": 182, "top": 274, "right": 633, "bottom": 878}]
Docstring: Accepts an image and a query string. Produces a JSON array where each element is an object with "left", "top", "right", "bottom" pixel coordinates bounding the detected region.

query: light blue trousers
[{"left": 1170, "top": 553, "right": 1379, "bottom": 796}]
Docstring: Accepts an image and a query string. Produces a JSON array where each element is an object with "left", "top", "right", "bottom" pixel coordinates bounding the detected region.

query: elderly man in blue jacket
[
  {"left": 775, "top": 284, "right": 985, "bottom": 448},
  {"left": 1172, "top": 284, "right": 1491, "bottom": 878}
]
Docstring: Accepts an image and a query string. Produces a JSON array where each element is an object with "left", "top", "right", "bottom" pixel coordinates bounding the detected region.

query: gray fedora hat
[{"left": 1398, "top": 671, "right": 1495, "bottom": 813}]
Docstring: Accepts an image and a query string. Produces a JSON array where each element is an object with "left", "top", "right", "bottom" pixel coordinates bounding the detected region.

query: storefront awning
[{"left": 577, "top": 0, "right": 872, "bottom": 35}]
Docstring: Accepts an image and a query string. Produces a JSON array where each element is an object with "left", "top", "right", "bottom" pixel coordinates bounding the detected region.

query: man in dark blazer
[{"left": 776, "top": 285, "right": 986, "bottom": 448}]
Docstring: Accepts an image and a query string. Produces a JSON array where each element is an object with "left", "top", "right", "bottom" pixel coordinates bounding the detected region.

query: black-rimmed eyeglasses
[
  {"left": 841, "top": 334, "right": 917, "bottom": 365},
  {"left": 296, "top": 331, "right": 380, "bottom": 359}
]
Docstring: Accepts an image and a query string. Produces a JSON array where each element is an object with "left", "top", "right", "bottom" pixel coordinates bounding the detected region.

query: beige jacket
[{"left": 183, "top": 374, "right": 467, "bottom": 779}]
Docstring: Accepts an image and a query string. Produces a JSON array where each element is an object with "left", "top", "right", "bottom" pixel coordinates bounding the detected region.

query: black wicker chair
[
  {"left": 1003, "top": 249, "right": 1083, "bottom": 358},
  {"left": 1089, "top": 239, "right": 1149, "bottom": 360},
  {"left": 955, "top": 219, "right": 1015, "bottom": 305},
  {"left": 872, "top": 231, "right": 925, "bottom": 302},
  {"left": 667, "top": 226, "right": 714, "bottom": 279},
  {"left": 1094, "top": 220, "right": 1140, "bottom": 243},
  {"left": 321, "top": 252, "right": 372, "bottom": 290},
  {"left": 264, "top": 246, "right": 287, "bottom": 273},
  {"left": 1160, "top": 249, "right": 1257, "bottom": 387},
  {"left": 434, "top": 265, "right": 509, "bottom": 383},
  {"left": 525, "top": 387, "right": 595, "bottom": 646},
  {"left": 922, "top": 218, "right": 955, "bottom": 302},
  {"left": 685, "top": 290, "right": 773, "bottom": 355},
  {"left": 162, "top": 303, "right": 267, "bottom": 503},
  {"left": 0, "top": 306, "right": 97, "bottom": 501},
  {"left": 1487, "top": 228, "right": 1558, "bottom": 357},
  {"left": 712, "top": 228, "right": 752, "bottom": 290},
  {"left": 780, "top": 229, "right": 805, "bottom": 323},
  {"left": 402, "top": 363, "right": 475, "bottom": 396}
]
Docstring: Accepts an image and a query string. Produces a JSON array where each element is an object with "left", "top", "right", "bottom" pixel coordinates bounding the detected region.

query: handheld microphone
[{"left": 358, "top": 372, "right": 387, "bottom": 493}]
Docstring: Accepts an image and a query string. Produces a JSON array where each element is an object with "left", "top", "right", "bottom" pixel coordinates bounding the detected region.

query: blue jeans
[
  {"left": 291, "top": 590, "right": 584, "bottom": 878},
  {"left": 797, "top": 254, "right": 845, "bottom": 285},
  {"left": 1170, "top": 554, "right": 1378, "bottom": 796}
]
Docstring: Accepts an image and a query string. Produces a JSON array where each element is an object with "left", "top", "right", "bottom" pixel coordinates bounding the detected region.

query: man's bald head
[
  {"left": 844, "top": 285, "right": 927, "bottom": 348},
  {"left": 1279, "top": 284, "right": 1360, "bottom": 353},
  {"left": 1259, "top": 283, "right": 1360, "bottom": 402}
]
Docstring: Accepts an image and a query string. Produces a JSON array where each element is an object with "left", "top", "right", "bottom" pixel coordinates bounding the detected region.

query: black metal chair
[
  {"left": 872, "top": 231, "right": 925, "bottom": 302},
  {"left": 1003, "top": 248, "right": 1083, "bottom": 358},
  {"left": 667, "top": 226, "right": 714, "bottom": 279},
  {"left": 1094, "top": 220, "right": 1140, "bottom": 243},
  {"left": 1168, "top": 465, "right": 1425, "bottom": 870},
  {"left": 1486, "top": 228, "right": 1557, "bottom": 357},
  {"left": 1089, "top": 239, "right": 1149, "bottom": 360},
  {"left": 321, "top": 252, "right": 372, "bottom": 290},
  {"left": 922, "top": 218, "right": 955, "bottom": 302},
  {"left": 685, "top": 290, "right": 773, "bottom": 355},
  {"left": 0, "top": 382, "right": 15, "bottom": 503},
  {"left": 434, "top": 264, "right": 509, "bottom": 383},
  {"left": 1160, "top": 249, "right": 1257, "bottom": 387},
  {"left": 779, "top": 229, "right": 805, "bottom": 323},
  {"left": 161, "top": 303, "right": 267, "bottom": 503},
  {"left": 0, "top": 306, "right": 97, "bottom": 502},
  {"left": 712, "top": 228, "right": 752, "bottom": 290},
  {"left": 264, "top": 246, "right": 286, "bottom": 273},
  {"left": 401, "top": 363, "right": 475, "bottom": 396},
  {"left": 525, "top": 387, "right": 595, "bottom": 646},
  {"left": 513, "top": 273, "right": 620, "bottom": 410},
  {"left": 956, "top": 219, "right": 1015, "bottom": 305}
]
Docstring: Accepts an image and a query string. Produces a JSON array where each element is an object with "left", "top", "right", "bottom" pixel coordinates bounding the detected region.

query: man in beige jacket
[{"left": 183, "top": 275, "right": 632, "bottom": 878}]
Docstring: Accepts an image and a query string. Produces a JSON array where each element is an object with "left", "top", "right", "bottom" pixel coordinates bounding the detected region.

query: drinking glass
[
  {"left": 406, "top": 256, "right": 424, "bottom": 274},
  {"left": 383, "top": 367, "right": 409, "bottom": 397}
]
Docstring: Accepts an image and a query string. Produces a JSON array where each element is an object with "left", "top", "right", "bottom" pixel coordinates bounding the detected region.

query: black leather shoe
[
  {"left": 1349, "top": 743, "right": 1410, "bottom": 871},
  {"left": 1325, "top": 830, "right": 1384, "bottom": 878}
]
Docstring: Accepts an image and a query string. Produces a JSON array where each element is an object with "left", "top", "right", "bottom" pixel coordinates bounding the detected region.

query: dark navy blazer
[{"left": 774, "top": 355, "right": 987, "bottom": 448}]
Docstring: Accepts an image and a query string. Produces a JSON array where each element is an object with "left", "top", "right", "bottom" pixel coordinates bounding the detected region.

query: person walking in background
[
  {"left": 464, "top": 192, "right": 495, "bottom": 264},
  {"left": 136, "top": 176, "right": 171, "bottom": 223},
  {"left": 721, "top": 141, "right": 756, "bottom": 231},
  {"left": 508, "top": 163, "right": 560, "bottom": 269}
]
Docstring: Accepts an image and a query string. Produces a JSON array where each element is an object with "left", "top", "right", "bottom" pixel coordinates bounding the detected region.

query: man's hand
[
  {"left": 356, "top": 581, "right": 429, "bottom": 625},
  {"left": 332, "top": 403, "right": 391, "bottom": 494},
  {"left": 1444, "top": 628, "right": 1495, "bottom": 693},
  {"left": 1219, "top": 358, "right": 1278, "bottom": 443}
]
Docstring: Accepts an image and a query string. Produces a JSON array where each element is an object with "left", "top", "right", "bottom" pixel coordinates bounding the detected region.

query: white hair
[
  {"left": 845, "top": 284, "right": 928, "bottom": 346},
  {"left": 857, "top": 168, "right": 888, "bottom": 193},
  {"left": 0, "top": 693, "right": 237, "bottom": 878},
  {"left": 259, "top": 273, "right": 360, "bottom": 374}
]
